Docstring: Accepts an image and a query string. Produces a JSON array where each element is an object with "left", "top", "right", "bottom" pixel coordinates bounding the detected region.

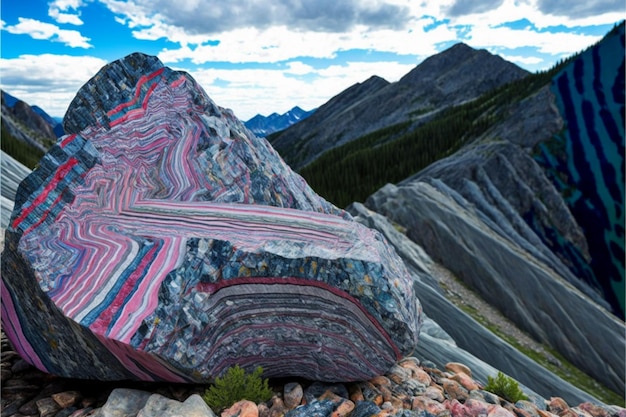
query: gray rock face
[
  {"left": 365, "top": 179, "right": 625, "bottom": 395},
  {"left": 1, "top": 151, "right": 31, "bottom": 229},
  {"left": 270, "top": 75, "right": 390, "bottom": 169},
  {"left": 486, "top": 85, "right": 564, "bottom": 150},
  {"left": 347, "top": 202, "right": 606, "bottom": 406},
  {"left": 409, "top": 141, "right": 600, "bottom": 306},
  {"left": 1, "top": 97, "right": 51, "bottom": 155}
]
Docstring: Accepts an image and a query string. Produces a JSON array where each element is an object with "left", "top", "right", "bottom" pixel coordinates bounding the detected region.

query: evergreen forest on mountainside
[
  {"left": 1, "top": 123, "right": 46, "bottom": 169},
  {"left": 285, "top": 60, "right": 571, "bottom": 209}
]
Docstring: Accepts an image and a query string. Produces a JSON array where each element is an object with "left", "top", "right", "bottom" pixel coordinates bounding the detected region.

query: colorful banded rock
[{"left": 1, "top": 53, "right": 422, "bottom": 382}]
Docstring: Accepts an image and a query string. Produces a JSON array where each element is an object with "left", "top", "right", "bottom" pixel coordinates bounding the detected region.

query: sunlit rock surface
[{"left": 1, "top": 53, "right": 422, "bottom": 382}]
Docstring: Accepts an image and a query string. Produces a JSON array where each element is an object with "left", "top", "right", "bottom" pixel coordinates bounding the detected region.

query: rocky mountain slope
[
  {"left": 346, "top": 202, "right": 605, "bottom": 405},
  {"left": 1, "top": 90, "right": 62, "bottom": 168},
  {"left": 244, "top": 106, "right": 315, "bottom": 137},
  {"left": 1, "top": 151, "right": 30, "bottom": 229},
  {"left": 269, "top": 43, "right": 528, "bottom": 170},
  {"left": 362, "top": 23, "right": 625, "bottom": 397}
]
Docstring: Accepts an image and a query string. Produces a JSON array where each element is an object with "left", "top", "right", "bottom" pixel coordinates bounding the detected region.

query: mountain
[
  {"left": 1, "top": 90, "right": 63, "bottom": 168},
  {"left": 269, "top": 43, "right": 528, "bottom": 170},
  {"left": 279, "top": 23, "right": 625, "bottom": 402},
  {"left": 2, "top": 91, "right": 64, "bottom": 139},
  {"left": 32, "top": 105, "right": 65, "bottom": 137},
  {"left": 244, "top": 106, "right": 315, "bottom": 137},
  {"left": 294, "top": 23, "right": 624, "bottom": 401},
  {"left": 1, "top": 151, "right": 31, "bottom": 229},
  {"left": 2, "top": 90, "right": 19, "bottom": 107}
]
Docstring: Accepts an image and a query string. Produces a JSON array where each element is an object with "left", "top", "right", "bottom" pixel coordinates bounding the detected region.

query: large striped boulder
[{"left": 1, "top": 53, "right": 422, "bottom": 382}]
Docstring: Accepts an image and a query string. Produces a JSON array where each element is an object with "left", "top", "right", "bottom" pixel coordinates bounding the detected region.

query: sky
[{"left": 1, "top": 1, "right": 623, "bottom": 121}]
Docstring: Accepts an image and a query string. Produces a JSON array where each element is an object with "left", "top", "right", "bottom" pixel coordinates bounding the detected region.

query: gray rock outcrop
[
  {"left": 347, "top": 202, "right": 607, "bottom": 405},
  {"left": 365, "top": 179, "right": 625, "bottom": 394}
]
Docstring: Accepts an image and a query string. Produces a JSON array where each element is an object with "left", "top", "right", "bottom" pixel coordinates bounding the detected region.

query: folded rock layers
[{"left": 2, "top": 53, "right": 422, "bottom": 382}]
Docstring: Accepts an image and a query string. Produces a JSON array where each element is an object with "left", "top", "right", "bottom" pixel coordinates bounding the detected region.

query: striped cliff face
[
  {"left": 535, "top": 24, "right": 625, "bottom": 319},
  {"left": 1, "top": 53, "right": 423, "bottom": 382}
]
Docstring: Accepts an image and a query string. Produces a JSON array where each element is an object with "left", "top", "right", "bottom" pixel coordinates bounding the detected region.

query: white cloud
[
  {"left": 101, "top": 0, "right": 412, "bottom": 36},
  {"left": 99, "top": 0, "right": 617, "bottom": 75},
  {"left": 464, "top": 24, "right": 602, "bottom": 55},
  {"left": 51, "top": 0, "right": 85, "bottom": 9},
  {"left": 438, "top": 0, "right": 622, "bottom": 28},
  {"left": 100, "top": 0, "right": 160, "bottom": 28},
  {"left": 534, "top": 0, "right": 624, "bottom": 22},
  {"left": 48, "top": 10, "right": 84, "bottom": 26},
  {"left": 156, "top": 21, "right": 458, "bottom": 66},
  {"left": 189, "top": 60, "right": 415, "bottom": 120},
  {"left": 48, "top": 0, "right": 85, "bottom": 25},
  {"left": 0, "top": 54, "right": 108, "bottom": 117},
  {"left": 285, "top": 61, "right": 315, "bottom": 75},
  {"left": 3, "top": 18, "right": 92, "bottom": 48},
  {"left": 99, "top": 0, "right": 458, "bottom": 65},
  {"left": 501, "top": 54, "right": 544, "bottom": 66}
]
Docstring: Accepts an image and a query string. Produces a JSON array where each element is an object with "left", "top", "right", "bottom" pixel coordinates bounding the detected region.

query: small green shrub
[
  {"left": 202, "top": 365, "right": 273, "bottom": 411},
  {"left": 484, "top": 372, "right": 529, "bottom": 403}
]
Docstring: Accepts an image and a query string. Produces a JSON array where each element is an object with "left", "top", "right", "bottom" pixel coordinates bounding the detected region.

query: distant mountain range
[
  {"left": 244, "top": 106, "right": 315, "bottom": 137},
  {"left": 1, "top": 91, "right": 64, "bottom": 138}
]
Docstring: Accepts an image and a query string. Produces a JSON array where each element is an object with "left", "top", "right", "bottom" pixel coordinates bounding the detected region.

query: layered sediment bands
[
  {"left": 366, "top": 180, "right": 625, "bottom": 395},
  {"left": 347, "top": 202, "right": 605, "bottom": 405},
  {"left": 2, "top": 53, "right": 422, "bottom": 382}
]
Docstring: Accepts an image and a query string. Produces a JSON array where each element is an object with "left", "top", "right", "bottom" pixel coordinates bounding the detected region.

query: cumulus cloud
[
  {"left": 464, "top": 24, "right": 602, "bottom": 55},
  {"left": 102, "top": 0, "right": 411, "bottom": 37},
  {"left": 3, "top": 18, "right": 92, "bottom": 48},
  {"left": 156, "top": 18, "right": 456, "bottom": 65},
  {"left": 191, "top": 60, "right": 415, "bottom": 120},
  {"left": 285, "top": 61, "right": 316, "bottom": 75},
  {"left": 446, "top": 0, "right": 505, "bottom": 17},
  {"left": 500, "top": 54, "right": 544, "bottom": 66},
  {"left": 536, "top": 0, "right": 623, "bottom": 19},
  {"left": 48, "top": 0, "right": 85, "bottom": 25},
  {"left": 0, "top": 54, "right": 107, "bottom": 116},
  {"left": 442, "top": 0, "right": 623, "bottom": 29}
]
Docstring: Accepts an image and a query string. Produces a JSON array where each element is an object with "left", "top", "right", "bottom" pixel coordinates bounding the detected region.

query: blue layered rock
[{"left": 534, "top": 24, "right": 625, "bottom": 318}]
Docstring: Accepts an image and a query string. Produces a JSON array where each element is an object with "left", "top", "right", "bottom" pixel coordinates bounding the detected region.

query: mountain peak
[
  {"left": 244, "top": 106, "right": 315, "bottom": 137},
  {"left": 399, "top": 42, "right": 526, "bottom": 88},
  {"left": 270, "top": 45, "right": 528, "bottom": 171}
]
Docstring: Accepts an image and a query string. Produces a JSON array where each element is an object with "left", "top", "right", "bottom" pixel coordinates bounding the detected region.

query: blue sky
[{"left": 1, "top": 0, "right": 623, "bottom": 121}]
